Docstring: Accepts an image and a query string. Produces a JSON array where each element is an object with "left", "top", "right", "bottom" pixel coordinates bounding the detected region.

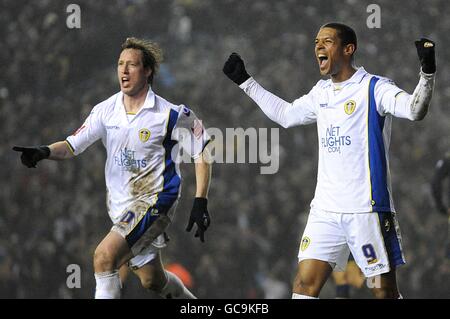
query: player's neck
[
  {"left": 123, "top": 85, "right": 149, "bottom": 113},
  {"left": 331, "top": 65, "right": 357, "bottom": 83}
]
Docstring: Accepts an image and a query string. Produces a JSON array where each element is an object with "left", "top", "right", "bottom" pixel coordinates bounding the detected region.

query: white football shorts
[
  {"left": 297, "top": 207, "right": 405, "bottom": 277},
  {"left": 112, "top": 199, "right": 178, "bottom": 269}
]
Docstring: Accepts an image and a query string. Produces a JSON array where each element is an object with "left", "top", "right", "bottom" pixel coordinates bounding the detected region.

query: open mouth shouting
[
  {"left": 121, "top": 76, "right": 130, "bottom": 87},
  {"left": 317, "top": 53, "right": 329, "bottom": 71}
]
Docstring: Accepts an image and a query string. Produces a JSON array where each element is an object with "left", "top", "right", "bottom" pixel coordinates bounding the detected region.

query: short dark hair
[
  {"left": 321, "top": 22, "right": 357, "bottom": 53},
  {"left": 121, "top": 37, "right": 163, "bottom": 85}
]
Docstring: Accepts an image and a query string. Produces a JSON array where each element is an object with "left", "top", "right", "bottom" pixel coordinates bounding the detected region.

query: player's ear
[
  {"left": 344, "top": 44, "right": 355, "bottom": 57},
  {"left": 145, "top": 67, "right": 152, "bottom": 79}
]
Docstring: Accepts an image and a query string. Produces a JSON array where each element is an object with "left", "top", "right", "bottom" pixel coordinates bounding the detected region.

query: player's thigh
[
  {"left": 293, "top": 259, "right": 333, "bottom": 292},
  {"left": 95, "top": 231, "right": 133, "bottom": 268},
  {"left": 344, "top": 212, "right": 405, "bottom": 278},
  {"left": 298, "top": 208, "right": 350, "bottom": 272}
]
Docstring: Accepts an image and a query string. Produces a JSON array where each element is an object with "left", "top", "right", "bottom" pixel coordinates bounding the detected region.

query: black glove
[
  {"left": 223, "top": 52, "right": 250, "bottom": 85},
  {"left": 186, "top": 197, "right": 210, "bottom": 242},
  {"left": 415, "top": 38, "right": 436, "bottom": 74},
  {"left": 12, "top": 145, "right": 50, "bottom": 168}
]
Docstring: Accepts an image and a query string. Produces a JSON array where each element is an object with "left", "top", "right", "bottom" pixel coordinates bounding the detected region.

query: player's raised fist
[
  {"left": 415, "top": 38, "right": 436, "bottom": 74},
  {"left": 223, "top": 52, "right": 250, "bottom": 85},
  {"left": 13, "top": 145, "right": 50, "bottom": 168},
  {"left": 186, "top": 197, "right": 210, "bottom": 243}
]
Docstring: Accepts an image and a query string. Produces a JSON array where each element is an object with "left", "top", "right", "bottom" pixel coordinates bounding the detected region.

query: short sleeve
[
  {"left": 66, "top": 104, "right": 105, "bottom": 155},
  {"left": 172, "top": 106, "right": 211, "bottom": 159}
]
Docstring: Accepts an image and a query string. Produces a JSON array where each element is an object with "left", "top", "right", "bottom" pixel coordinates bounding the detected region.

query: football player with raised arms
[
  {"left": 13, "top": 37, "right": 212, "bottom": 299},
  {"left": 223, "top": 23, "right": 436, "bottom": 298}
]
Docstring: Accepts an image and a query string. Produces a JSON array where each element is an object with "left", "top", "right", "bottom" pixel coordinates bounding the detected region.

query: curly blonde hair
[{"left": 121, "top": 37, "right": 164, "bottom": 84}]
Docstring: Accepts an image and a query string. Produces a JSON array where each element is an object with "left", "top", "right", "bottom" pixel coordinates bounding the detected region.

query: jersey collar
[
  {"left": 115, "top": 87, "right": 156, "bottom": 112},
  {"left": 347, "top": 67, "right": 368, "bottom": 84},
  {"left": 142, "top": 87, "right": 156, "bottom": 109},
  {"left": 323, "top": 67, "right": 369, "bottom": 88}
]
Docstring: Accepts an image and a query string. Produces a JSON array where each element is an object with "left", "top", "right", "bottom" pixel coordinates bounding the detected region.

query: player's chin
[
  {"left": 120, "top": 86, "right": 134, "bottom": 95},
  {"left": 318, "top": 67, "right": 331, "bottom": 76}
]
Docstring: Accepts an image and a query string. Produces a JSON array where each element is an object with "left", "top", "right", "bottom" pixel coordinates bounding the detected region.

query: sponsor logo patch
[
  {"left": 365, "top": 263, "right": 387, "bottom": 273},
  {"left": 114, "top": 148, "right": 147, "bottom": 171}
]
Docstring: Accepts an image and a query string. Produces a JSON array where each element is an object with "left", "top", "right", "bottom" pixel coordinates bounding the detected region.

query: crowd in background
[{"left": 1, "top": 0, "right": 449, "bottom": 298}]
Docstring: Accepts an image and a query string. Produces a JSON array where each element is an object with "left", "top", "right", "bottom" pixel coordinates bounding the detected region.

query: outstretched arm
[
  {"left": 14, "top": 103, "right": 105, "bottom": 167},
  {"left": 13, "top": 140, "right": 74, "bottom": 168},
  {"left": 223, "top": 53, "right": 317, "bottom": 128},
  {"left": 48, "top": 141, "right": 75, "bottom": 160}
]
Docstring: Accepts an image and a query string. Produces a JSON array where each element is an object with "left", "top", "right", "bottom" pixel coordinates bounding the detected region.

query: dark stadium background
[{"left": 1, "top": 0, "right": 448, "bottom": 298}]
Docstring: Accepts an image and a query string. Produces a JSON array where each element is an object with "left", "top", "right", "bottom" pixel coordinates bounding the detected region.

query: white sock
[
  {"left": 292, "top": 293, "right": 318, "bottom": 299},
  {"left": 159, "top": 271, "right": 196, "bottom": 299},
  {"left": 398, "top": 293, "right": 403, "bottom": 299},
  {"left": 94, "top": 270, "right": 122, "bottom": 299}
]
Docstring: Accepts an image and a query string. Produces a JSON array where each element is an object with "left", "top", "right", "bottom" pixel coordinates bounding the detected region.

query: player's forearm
[
  {"left": 194, "top": 154, "right": 212, "bottom": 198},
  {"left": 48, "top": 141, "right": 75, "bottom": 160},
  {"left": 239, "top": 77, "right": 297, "bottom": 128},
  {"left": 397, "top": 71, "right": 435, "bottom": 121},
  {"left": 409, "top": 70, "right": 435, "bottom": 120}
]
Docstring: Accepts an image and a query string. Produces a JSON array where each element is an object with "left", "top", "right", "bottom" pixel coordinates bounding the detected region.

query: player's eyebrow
[
  {"left": 118, "top": 59, "right": 140, "bottom": 64},
  {"left": 315, "top": 36, "right": 334, "bottom": 42}
]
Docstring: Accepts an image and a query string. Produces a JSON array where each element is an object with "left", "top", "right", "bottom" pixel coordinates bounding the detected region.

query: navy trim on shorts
[
  {"left": 125, "top": 200, "right": 175, "bottom": 248},
  {"left": 376, "top": 212, "right": 405, "bottom": 268}
]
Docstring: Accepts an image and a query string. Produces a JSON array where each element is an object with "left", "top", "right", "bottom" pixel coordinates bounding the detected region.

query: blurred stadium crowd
[{"left": 1, "top": 0, "right": 449, "bottom": 298}]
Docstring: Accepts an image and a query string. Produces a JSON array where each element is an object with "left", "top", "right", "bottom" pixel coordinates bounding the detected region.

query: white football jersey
[
  {"left": 66, "top": 88, "right": 210, "bottom": 222},
  {"left": 240, "top": 67, "right": 418, "bottom": 213}
]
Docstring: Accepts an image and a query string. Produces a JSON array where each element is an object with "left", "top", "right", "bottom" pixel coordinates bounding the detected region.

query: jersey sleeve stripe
[{"left": 394, "top": 91, "right": 406, "bottom": 98}]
